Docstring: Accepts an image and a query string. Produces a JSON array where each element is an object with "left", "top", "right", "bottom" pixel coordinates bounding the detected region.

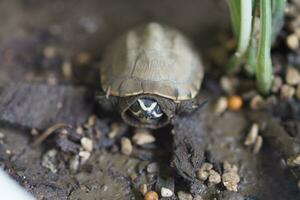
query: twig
[{"left": 32, "top": 123, "right": 69, "bottom": 147}]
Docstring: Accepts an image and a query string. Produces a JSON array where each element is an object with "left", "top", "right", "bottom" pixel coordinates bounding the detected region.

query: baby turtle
[{"left": 98, "top": 22, "right": 204, "bottom": 129}]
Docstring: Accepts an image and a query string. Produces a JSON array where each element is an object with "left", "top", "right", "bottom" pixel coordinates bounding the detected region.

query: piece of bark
[
  {"left": 171, "top": 112, "right": 206, "bottom": 182},
  {"left": 0, "top": 83, "right": 94, "bottom": 130}
]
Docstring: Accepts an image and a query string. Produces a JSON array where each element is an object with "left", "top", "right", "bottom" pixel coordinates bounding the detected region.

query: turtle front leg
[
  {"left": 176, "top": 98, "right": 208, "bottom": 115},
  {"left": 96, "top": 90, "right": 118, "bottom": 113}
]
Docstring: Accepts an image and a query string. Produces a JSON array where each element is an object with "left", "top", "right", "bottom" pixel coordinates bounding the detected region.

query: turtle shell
[{"left": 101, "top": 22, "right": 204, "bottom": 101}]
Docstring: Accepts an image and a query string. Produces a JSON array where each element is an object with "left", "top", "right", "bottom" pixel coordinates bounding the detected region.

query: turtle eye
[{"left": 129, "top": 98, "right": 163, "bottom": 123}]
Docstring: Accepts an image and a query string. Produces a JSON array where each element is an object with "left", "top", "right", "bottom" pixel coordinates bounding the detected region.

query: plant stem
[
  {"left": 227, "top": 0, "right": 241, "bottom": 39},
  {"left": 256, "top": 0, "right": 272, "bottom": 94},
  {"left": 272, "top": 0, "right": 286, "bottom": 42},
  {"left": 226, "top": 0, "right": 252, "bottom": 72}
]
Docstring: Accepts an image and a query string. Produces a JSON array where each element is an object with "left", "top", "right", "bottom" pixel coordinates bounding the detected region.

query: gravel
[
  {"left": 161, "top": 187, "right": 173, "bottom": 197},
  {"left": 132, "top": 129, "right": 156, "bottom": 145},
  {"left": 120, "top": 137, "right": 133, "bottom": 156},
  {"left": 244, "top": 123, "right": 259, "bottom": 146}
]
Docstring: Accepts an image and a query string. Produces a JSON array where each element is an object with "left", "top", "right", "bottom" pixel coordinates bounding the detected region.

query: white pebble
[
  {"left": 147, "top": 162, "right": 159, "bottom": 173},
  {"left": 161, "top": 187, "right": 173, "bottom": 197},
  {"left": 132, "top": 129, "right": 155, "bottom": 145},
  {"left": 222, "top": 172, "right": 240, "bottom": 192},
  {"left": 220, "top": 76, "right": 236, "bottom": 94},
  {"left": 177, "top": 191, "right": 193, "bottom": 200},
  {"left": 79, "top": 151, "right": 91, "bottom": 164},
  {"left": 253, "top": 135, "right": 263, "bottom": 154},
  {"left": 43, "top": 46, "right": 56, "bottom": 58},
  {"left": 121, "top": 137, "right": 133, "bottom": 156},
  {"left": 286, "top": 67, "right": 300, "bottom": 85},
  {"left": 69, "top": 155, "right": 80, "bottom": 171},
  {"left": 0, "top": 132, "right": 5, "bottom": 139},
  {"left": 287, "top": 34, "right": 299, "bottom": 50},
  {"left": 107, "top": 123, "right": 120, "bottom": 139},
  {"left": 287, "top": 154, "right": 300, "bottom": 166},
  {"left": 244, "top": 123, "right": 259, "bottom": 146},
  {"left": 280, "top": 84, "right": 295, "bottom": 99},
  {"left": 193, "top": 195, "right": 203, "bottom": 200},
  {"left": 42, "top": 149, "right": 58, "bottom": 173},
  {"left": 139, "top": 184, "right": 148, "bottom": 195},
  {"left": 223, "top": 161, "right": 238, "bottom": 173},
  {"left": 208, "top": 170, "right": 221, "bottom": 184},
  {"left": 272, "top": 76, "right": 283, "bottom": 93},
  {"left": 214, "top": 96, "right": 228, "bottom": 115},
  {"left": 80, "top": 137, "right": 93, "bottom": 152}
]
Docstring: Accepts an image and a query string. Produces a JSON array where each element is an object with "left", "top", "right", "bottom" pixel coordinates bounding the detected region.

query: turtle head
[{"left": 129, "top": 98, "right": 163, "bottom": 123}]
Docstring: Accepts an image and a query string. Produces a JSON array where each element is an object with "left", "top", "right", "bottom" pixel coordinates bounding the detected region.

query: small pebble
[
  {"left": 208, "top": 170, "right": 221, "bottom": 184},
  {"left": 265, "top": 95, "right": 278, "bottom": 106},
  {"left": 222, "top": 172, "right": 240, "bottom": 192},
  {"left": 196, "top": 162, "right": 213, "bottom": 181},
  {"left": 76, "top": 126, "right": 84, "bottom": 135},
  {"left": 286, "top": 34, "right": 299, "bottom": 50},
  {"left": 147, "top": 162, "right": 159, "bottom": 174},
  {"left": 144, "top": 191, "right": 159, "bottom": 200},
  {"left": 220, "top": 76, "right": 236, "bottom": 94},
  {"left": 43, "top": 46, "right": 56, "bottom": 59},
  {"left": 69, "top": 155, "right": 80, "bottom": 172},
  {"left": 132, "top": 129, "right": 155, "bottom": 145},
  {"left": 296, "top": 83, "right": 300, "bottom": 100},
  {"left": 196, "top": 169, "right": 209, "bottom": 181},
  {"left": 214, "top": 96, "right": 228, "bottom": 115},
  {"left": 87, "top": 115, "right": 96, "bottom": 127},
  {"left": 42, "top": 149, "right": 58, "bottom": 173},
  {"left": 161, "top": 187, "right": 173, "bottom": 197},
  {"left": 47, "top": 74, "right": 58, "bottom": 85},
  {"left": 108, "top": 123, "right": 120, "bottom": 139},
  {"left": 77, "top": 52, "right": 91, "bottom": 64},
  {"left": 201, "top": 162, "right": 213, "bottom": 170},
  {"left": 253, "top": 135, "right": 263, "bottom": 154},
  {"left": 228, "top": 95, "right": 243, "bottom": 111},
  {"left": 286, "top": 67, "right": 300, "bottom": 85},
  {"left": 272, "top": 76, "right": 283, "bottom": 93},
  {"left": 62, "top": 61, "right": 72, "bottom": 79},
  {"left": 223, "top": 161, "right": 238, "bottom": 173},
  {"left": 80, "top": 137, "right": 93, "bottom": 152},
  {"left": 193, "top": 195, "right": 203, "bottom": 200},
  {"left": 287, "top": 154, "right": 300, "bottom": 166},
  {"left": 139, "top": 184, "right": 148, "bottom": 195},
  {"left": 280, "top": 84, "right": 295, "bottom": 99},
  {"left": 30, "top": 129, "right": 39, "bottom": 136},
  {"left": 0, "top": 132, "right": 5, "bottom": 139},
  {"left": 177, "top": 191, "right": 193, "bottom": 200},
  {"left": 79, "top": 151, "right": 91, "bottom": 164},
  {"left": 249, "top": 95, "right": 265, "bottom": 110},
  {"left": 244, "top": 123, "right": 259, "bottom": 146},
  {"left": 101, "top": 184, "right": 108, "bottom": 192},
  {"left": 121, "top": 137, "right": 133, "bottom": 156}
]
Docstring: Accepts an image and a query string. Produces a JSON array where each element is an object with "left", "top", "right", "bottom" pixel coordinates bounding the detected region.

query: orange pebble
[
  {"left": 144, "top": 191, "right": 159, "bottom": 200},
  {"left": 228, "top": 95, "right": 243, "bottom": 111}
]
